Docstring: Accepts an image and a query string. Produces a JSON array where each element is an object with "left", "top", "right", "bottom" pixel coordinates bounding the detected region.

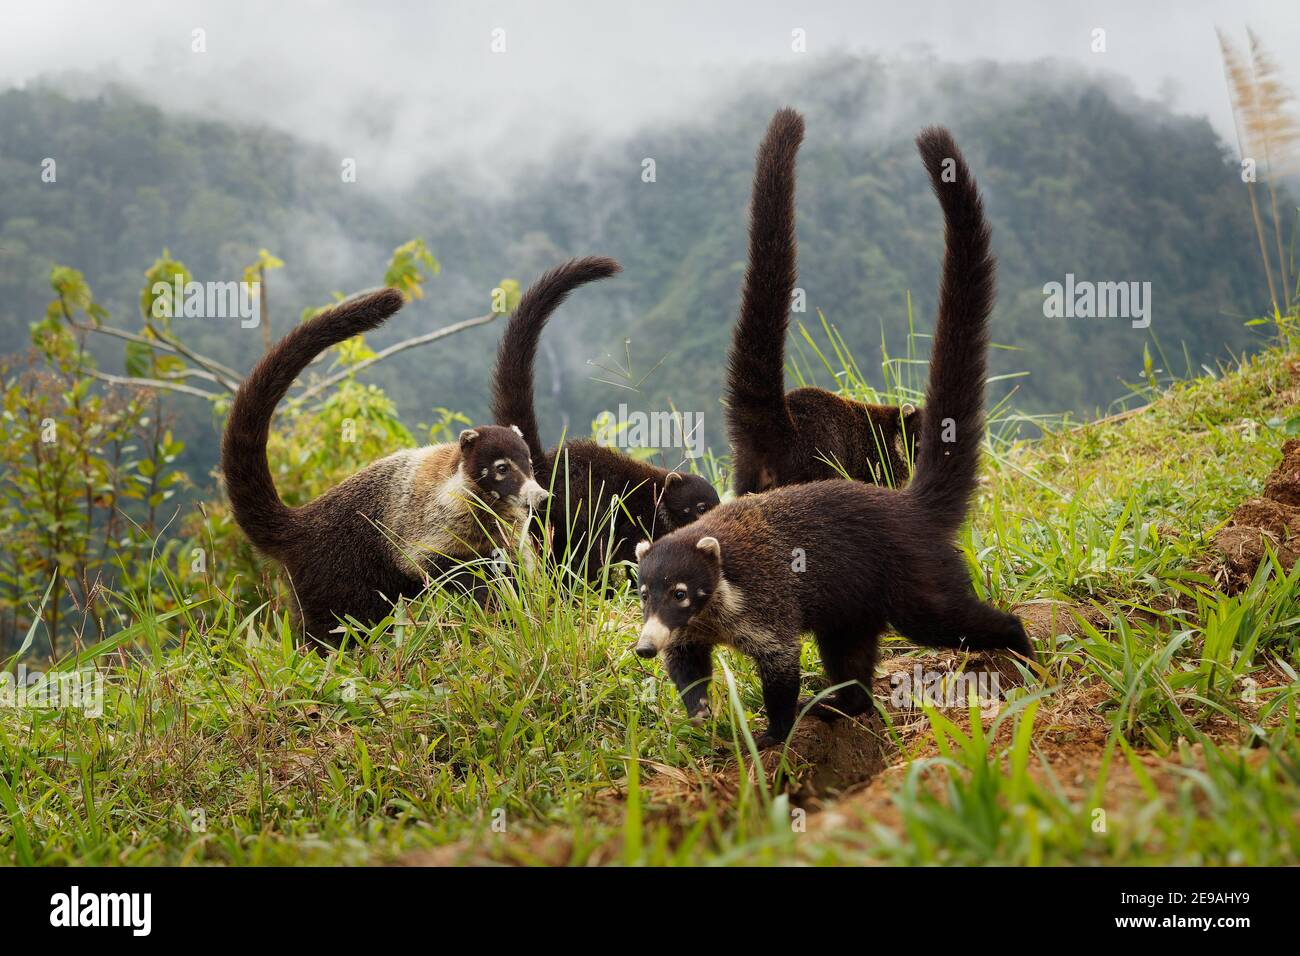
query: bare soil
[{"left": 1212, "top": 437, "right": 1300, "bottom": 591}]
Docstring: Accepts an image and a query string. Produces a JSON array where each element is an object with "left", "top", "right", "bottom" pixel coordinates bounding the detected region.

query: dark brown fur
[
  {"left": 221, "top": 288, "right": 543, "bottom": 646},
  {"left": 637, "top": 127, "right": 1031, "bottom": 746},
  {"left": 491, "top": 257, "right": 720, "bottom": 583},
  {"left": 726, "top": 107, "right": 920, "bottom": 496}
]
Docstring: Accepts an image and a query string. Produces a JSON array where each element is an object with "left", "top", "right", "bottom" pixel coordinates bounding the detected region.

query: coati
[
  {"left": 490, "top": 256, "right": 720, "bottom": 582},
  {"left": 221, "top": 287, "right": 548, "bottom": 646},
  {"left": 727, "top": 107, "right": 921, "bottom": 496},
  {"left": 635, "top": 127, "right": 1032, "bottom": 747}
]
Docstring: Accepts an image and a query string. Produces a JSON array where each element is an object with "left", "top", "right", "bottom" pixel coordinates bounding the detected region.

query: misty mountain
[{"left": 0, "top": 54, "right": 1280, "bottom": 484}]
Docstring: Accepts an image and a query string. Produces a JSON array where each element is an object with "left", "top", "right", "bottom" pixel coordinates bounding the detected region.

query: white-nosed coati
[
  {"left": 491, "top": 257, "right": 720, "bottom": 582},
  {"left": 221, "top": 288, "right": 548, "bottom": 646},
  {"left": 727, "top": 107, "right": 921, "bottom": 496},
  {"left": 635, "top": 127, "right": 1033, "bottom": 747}
]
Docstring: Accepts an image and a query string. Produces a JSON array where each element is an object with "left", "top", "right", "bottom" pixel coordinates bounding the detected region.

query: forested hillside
[{"left": 0, "top": 54, "right": 1279, "bottom": 482}]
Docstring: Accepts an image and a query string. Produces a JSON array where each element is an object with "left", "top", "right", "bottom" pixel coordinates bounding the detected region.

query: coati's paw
[{"left": 755, "top": 723, "right": 796, "bottom": 749}]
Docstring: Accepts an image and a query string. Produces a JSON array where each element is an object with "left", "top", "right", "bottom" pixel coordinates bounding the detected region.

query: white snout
[
  {"left": 636, "top": 616, "right": 672, "bottom": 657},
  {"left": 520, "top": 479, "right": 550, "bottom": 508}
]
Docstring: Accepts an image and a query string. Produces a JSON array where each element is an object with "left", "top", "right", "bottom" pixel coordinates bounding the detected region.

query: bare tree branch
[
  {"left": 293, "top": 311, "right": 498, "bottom": 404},
  {"left": 149, "top": 325, "right": 243, "bottom": 390},
  {"left": 159, "top": 367, "right": 225, "bottom": 383},
  {"left": 69, "top": 319, "right": 242, "bottom": 390},
  {"left": 86, "top": 369, "right": 221, "bottom": 400},
  {"left": 74, "top": 308, "right": 499, "bottom": 407}
]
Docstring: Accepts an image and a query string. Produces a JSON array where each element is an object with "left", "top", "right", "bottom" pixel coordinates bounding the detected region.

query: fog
[{"left": 2, "top": 0, "right": 1298, "bottom": 189}]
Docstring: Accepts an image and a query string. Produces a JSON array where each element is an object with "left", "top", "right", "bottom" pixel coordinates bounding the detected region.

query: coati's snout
[
  {"left": 634, "top": 535, "right": 724, "bottom": 654},
  {"left": 519, "top": 478, "right": 549, "bottom": 508},
  {"left": 634, "top": 629, "right": 661, "bottom": 658},
  {"left": 461, "top": 424, "right": 547, "bottom": 508}
]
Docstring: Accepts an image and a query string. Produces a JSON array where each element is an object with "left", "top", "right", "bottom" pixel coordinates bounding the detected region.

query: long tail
[
  {"left": 220, "top": 288, "right": 406, "bottom": 555},
  {"left": 726, "top": 107, "right": 804, "bottom": 457},
  {"left": 905, "top": 127, "right": 997, "bottom": 535},
  {"left": 490, "top": 256, "right": 622, "bottom": 463}
]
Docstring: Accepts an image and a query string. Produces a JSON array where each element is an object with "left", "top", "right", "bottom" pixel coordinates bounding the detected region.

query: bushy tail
[
  {"left": 905, "top": 127, "right": 997, "bottom": 534},
  {"left": 725, "top": 107, "right": 804, "bottom": 454},
  {"left": 220, "top": 288, "right": 406, "bottom": 555},
  {"left": 490, "top": 256, "right": 622, "bottom": 463}
]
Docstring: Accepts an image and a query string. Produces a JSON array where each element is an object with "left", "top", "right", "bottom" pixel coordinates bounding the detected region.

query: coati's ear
[
  {"left": 696, "top": 536, "right": 722, "bottom": 562},
  {"left": 510, "top": 424, "right": 524, "bottom": 439},
  {"left": 664, "top": 472, "right": 682, "bottom": 486},
  {"left": 635, "top": 540, "right": 651, "bottom": 561},
  {"left": 458, "top": 429, "right": 480, "bottom": 449}
]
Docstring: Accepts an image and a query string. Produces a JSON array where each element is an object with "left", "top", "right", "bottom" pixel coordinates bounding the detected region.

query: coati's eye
[
  {"left": 672, "top": 587, "right": 688, "bottom": 602},
  {"left": 639, "top": 586, "right": 648, "bottom": 601},
  {"left": 495, "top": 463, "right": 511, "bottom": 477},
  {"left": 695, "top": 502, "right": 708, "bottom": 514}
]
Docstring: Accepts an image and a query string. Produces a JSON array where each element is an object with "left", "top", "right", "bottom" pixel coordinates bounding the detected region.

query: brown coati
[
  {"left": 635, "top": 126, "right": 1032, "bottom": 747},
  {"left": 490, "top": 256, "right": 720, "bottom": 582},
  {"left": 221, "top": 288, "right": 547, "bottom": 646},
  {"left": 727, "top": 106, "right": 921, "bottom": 496}
]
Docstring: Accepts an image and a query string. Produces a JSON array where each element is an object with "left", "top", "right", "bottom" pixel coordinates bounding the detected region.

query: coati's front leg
[
  {"left": 751, "top": 643, "right": 802, "bottom": 748},
  {"left": 664, "top": 642, "right": 712, "bottom": 721}
]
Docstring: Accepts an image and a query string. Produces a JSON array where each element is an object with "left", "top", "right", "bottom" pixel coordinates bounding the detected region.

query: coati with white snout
[
  {"left": 490, "top": 257, "right": 720, "bottom": 582},
  {"left": 635, "top": 127, "right": 1033, "bottom": 747},
  {"left": 727, "top": 107, "right": 921, "bottom": 496},
  {"left": 221, "top": 288, "right": 548, "bottom": 646}
]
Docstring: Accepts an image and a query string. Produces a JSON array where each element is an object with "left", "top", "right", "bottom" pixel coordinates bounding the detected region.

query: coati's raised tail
[
  {"left": 904, "top": 126, "right": 996, "bottom": 536},
  {"left": 221, "top": 288, "right": 405, "bottom": 556},
  {"left": 725, "top": 107, "right": 803, "bottom": 463},
  {"left": 726, "top": 107, "right": 920, "bottom": 495},
  {"left": 491, "top": 257, "right": 719, "bottom": 583},
  {"left": 491, "top": 256, "right": 622, "bottom": 466}
]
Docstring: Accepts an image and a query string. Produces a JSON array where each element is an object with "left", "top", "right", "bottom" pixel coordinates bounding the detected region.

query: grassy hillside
[{"left": 3, "top": 325, "right": 1297, "bottom": 866}]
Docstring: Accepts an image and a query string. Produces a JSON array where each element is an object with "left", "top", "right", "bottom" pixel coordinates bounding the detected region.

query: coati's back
[{"left": 776, "top": 389, "right": 918, "bottom": 489}]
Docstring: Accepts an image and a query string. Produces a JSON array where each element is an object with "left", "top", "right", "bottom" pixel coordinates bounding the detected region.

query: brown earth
[{"left": 1211, "top": 438, "right": 1300, "bottom": 591}]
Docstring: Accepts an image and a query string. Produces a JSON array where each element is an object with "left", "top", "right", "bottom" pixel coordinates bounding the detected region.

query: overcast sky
[{"left": 2, "top": 0, "right": 1297, "bottom": 185}]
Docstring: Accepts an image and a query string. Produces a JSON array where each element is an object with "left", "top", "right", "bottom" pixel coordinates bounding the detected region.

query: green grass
[{"left": 3, "top": 327, "right": 1300, "bottom": 866}]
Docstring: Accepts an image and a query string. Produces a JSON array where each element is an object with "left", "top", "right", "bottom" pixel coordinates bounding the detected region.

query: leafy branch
[{"left": 60, "top": 238, "right": 506, "bottom": 407}]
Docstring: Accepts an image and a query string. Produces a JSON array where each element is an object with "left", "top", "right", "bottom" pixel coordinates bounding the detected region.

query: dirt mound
[
  {"left": 1013, "top": 601, "right": 1108, "bottom": 641},
  {"left": 779, "top": 716, "right": 893, "bottom": 798},
  {"left": 1212, "top": 438, "right": 1300, "bottom": 591}
]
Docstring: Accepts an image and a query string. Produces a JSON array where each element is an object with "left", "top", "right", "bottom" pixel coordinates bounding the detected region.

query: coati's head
[
  {"left": 657, "top": 472, "right": 721, "bottom": 531},
  {"left": 632, "top": 535, "right": 723, "bottom": 657},
  {"left": 458, "top": 425, "right": 549, "bottom": 511}
]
